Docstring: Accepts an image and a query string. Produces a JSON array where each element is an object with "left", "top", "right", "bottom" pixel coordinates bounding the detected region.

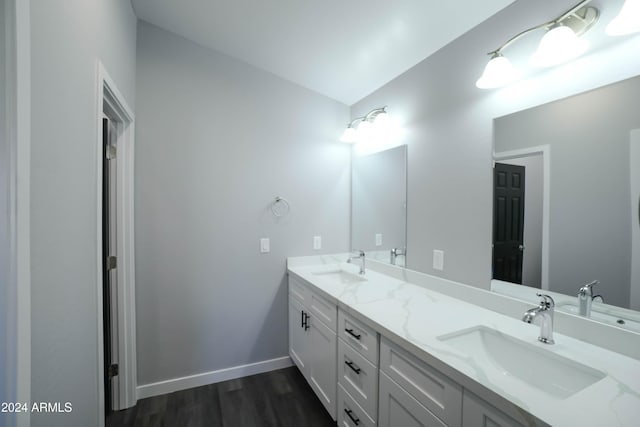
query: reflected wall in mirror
[
  {"left": 352, "top": 145, "right": 407, "bottom": 266},
  {"left": 492, "top": 75, "right": 640, "bottom": 329}
]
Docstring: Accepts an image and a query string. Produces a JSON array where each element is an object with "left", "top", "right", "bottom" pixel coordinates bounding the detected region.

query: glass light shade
[
  {"left": 531, "top": 25, "right": 588, "bottom": 67},
  {"left": 356, "top": 120, "right": 373, "bottom": 142},
  {"left": 373, "top": 111, "right": 390, "bottom": 126},
  {"left": 340, "top": 126, "right": 358, "bottom": 143},
  {"left": 606, "top": 0, "right": 640, "bottom": 36},
  {"left": 476, "top": 55, "right": 518, "bottom": 89}
]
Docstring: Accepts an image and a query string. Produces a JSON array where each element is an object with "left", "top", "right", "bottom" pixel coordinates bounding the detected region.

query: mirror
[
  {"left": 491, "top": 75, "right": 640, "bottom": 330},
  {"left": 351, "top": 145, "right": 407, "bottom": 266}
]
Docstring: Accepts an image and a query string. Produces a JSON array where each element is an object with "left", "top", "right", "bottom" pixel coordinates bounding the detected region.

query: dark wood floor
[{"left": 106, "top": 366, "right": 336, "bottom": 427}]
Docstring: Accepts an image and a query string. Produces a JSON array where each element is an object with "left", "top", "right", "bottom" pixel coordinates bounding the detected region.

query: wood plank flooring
[{"left": 106, "top": 366, "right": 336, "bottom": 427}]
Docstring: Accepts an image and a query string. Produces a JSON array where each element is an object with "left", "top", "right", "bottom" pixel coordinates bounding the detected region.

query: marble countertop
[{"left": 287, "top": 255, "right": 640, "bottom": 427}]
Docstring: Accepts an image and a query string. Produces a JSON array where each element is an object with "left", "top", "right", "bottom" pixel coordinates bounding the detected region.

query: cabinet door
[
  {"left": 308, "top": 315, "right": 337, "bottom": 420},
  {"left": 288, "top": 296, "right": 309, "bottom": 378},
  {"left": 462, "top": 392, "right": 526, "bottom": 427},
  {"left": 379, "top": 372, "right": 447, "bottom": 427}
]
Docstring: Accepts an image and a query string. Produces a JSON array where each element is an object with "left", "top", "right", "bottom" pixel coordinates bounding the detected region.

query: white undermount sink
[
  {"left": 438, "top": 326, "right": 606, "bottom": 399},
  {"left": 311, "top": 269, "right": 367, "bottom": 284}
]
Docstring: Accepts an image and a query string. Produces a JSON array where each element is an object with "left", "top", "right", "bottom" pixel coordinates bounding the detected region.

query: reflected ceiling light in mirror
[
  {"left": 606, "top": 0, "right": 640, "bottom": 36},
  {"left": 476, "top": 0, "right": 598, "bottom": 89},
  {"left": 476, "top": 53, "right": 519, "bottom": 89}
]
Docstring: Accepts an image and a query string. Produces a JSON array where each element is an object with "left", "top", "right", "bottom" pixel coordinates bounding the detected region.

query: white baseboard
[{"left": 136, "top": 356, "right": 294, "bottom": 400}]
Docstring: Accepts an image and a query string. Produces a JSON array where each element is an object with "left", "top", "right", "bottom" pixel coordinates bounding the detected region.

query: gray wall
[
  {"left": 350, "top": 0, "right": 640, "bottom": 289},
  {"left": 134, "top": 22, "right": 350, "bottom": 386},
  {"left": 495, "top": 76, "right": 640, "bottom": 308},
  {"left": 30, "top": 0, "right": 137, "bottom": 425},
  {"left": 500, "top": 156, "right": 543, "bottom": 288}
]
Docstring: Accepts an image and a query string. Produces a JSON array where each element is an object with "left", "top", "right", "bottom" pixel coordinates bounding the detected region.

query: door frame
[
  {"left": 95, "top": 62, "right": 137, "bottom": 419},
  {"left": 2, "top": 1, "right": 31, "bottom": 426},
  {"left": 493, "top": 145, "right": 550, "bottom": 290}
]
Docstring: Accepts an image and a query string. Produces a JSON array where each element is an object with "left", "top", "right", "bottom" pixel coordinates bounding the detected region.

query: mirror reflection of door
[{"left": 493, "top": 163, "right": 525, "bottom": 284}]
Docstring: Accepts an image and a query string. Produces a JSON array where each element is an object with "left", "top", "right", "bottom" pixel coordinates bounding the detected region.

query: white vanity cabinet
[{"left": 288, "top": 275, "right": 337, "bottom": 420}]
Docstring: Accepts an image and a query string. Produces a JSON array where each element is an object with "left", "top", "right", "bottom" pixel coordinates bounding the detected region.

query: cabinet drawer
[
  {"left": 378, "top": 371, "right": 446, "bottom": 427},
  {"left": 309, "top": 290, "right": 337, "bottom": 332},
  {"left": 380, "top": 338, "right": 462, "bottom": 427},
  {"left": 338, "top": 384, "right": 376, "bottom": 427},
  {"left": 289, "top": 275, "right": 311, "bottom": 305},
  {"left": 338, "top": 309, "right": 379, "bottom": 365},
  {"left": 338, "top": 338, "right": 378, "bottom": 420}
]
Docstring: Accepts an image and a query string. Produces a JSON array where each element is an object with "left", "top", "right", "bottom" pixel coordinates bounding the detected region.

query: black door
[
  {"left": 102, "top": 117, "right": 113, "bottom": 414},
  {"left": 492, "top": 163, "right": 525, "bottom": 284}
]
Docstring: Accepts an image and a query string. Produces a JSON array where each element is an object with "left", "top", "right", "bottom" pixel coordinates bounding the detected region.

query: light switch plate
[
  {"left": 313, "top": 236, "right": 322, "bottom": 250},
  {"left": 375, "top": 234, "right": 383, "bottom": 246},
  {"left": 433, "top": 249, "right": 444, "bottom": 270},
  {"left": 260, "top": 238, "right": 270, "bottom": 253}
]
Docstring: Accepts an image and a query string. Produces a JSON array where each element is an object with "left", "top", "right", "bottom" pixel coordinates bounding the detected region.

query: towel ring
[{"left": 271, "top": 196, "right": 290, "bottom": 217}]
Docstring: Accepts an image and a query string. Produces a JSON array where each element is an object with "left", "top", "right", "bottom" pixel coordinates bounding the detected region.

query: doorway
[
  {"left": 102, "top": 114, "right": 118, "bottom": 414},
  {"left": 97, "top": 63, "right": 137, "bottom": 422},
  {"left": 493, "top": 146, "right": 549, "bottom": 290},
  {"left": 492, "top": 163, "right": 526, "bottom": 284}
]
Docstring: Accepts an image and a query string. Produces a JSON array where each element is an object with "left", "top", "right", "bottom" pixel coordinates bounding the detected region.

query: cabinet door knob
[
  {"left": 344, "top": 408, "right": 360, "bottom": 425},
  {"left": 345, "top": 328, "right": 361, "bottom": 340},
  {"left": 345, "top": 360, "right": 361, "bottom": 374}
]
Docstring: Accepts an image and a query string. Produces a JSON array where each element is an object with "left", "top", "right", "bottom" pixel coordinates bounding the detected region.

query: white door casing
[{"left": 96, "top": 62, "right": 137, "bottom": 419}]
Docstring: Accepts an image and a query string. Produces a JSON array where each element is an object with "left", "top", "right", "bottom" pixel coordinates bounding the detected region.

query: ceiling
[{"left": 131, "top": 0, "right": 516, "bottom": 105}]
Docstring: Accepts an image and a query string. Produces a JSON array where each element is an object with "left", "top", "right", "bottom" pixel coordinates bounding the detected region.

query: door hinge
[
  {"left": 108, "top": 364, "right": 119, "bottom": 378},
  {"left": 107, "top": 256, "right": 117, "bottom": 271},
  {"left": 106, "top": 145, "right": 116, "bottom": 160}
]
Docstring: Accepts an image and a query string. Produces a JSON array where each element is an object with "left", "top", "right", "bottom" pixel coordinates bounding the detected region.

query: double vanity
[{"left": 287, "top": 254, "right": 640, "bottom": 427}]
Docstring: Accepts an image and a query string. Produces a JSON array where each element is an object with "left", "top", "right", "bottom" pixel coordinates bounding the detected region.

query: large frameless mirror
[
  {"left": 351, "top": 145, "right": 407, "bottom": 266},
  {"left": 491, "top": 75, "right": 640, "bottom": 332}
]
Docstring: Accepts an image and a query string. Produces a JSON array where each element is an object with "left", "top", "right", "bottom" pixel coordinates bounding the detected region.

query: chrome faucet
[
  {"left": 522, "top": 293, "right": 555, "bottom": 344},
  {"left": 578, "top": 280, "right": 599, "bottom": 317},
  {"left": 390, "top": 247, "right": 406, "bottom": 266},
  {"left": 347, "top": 250, "right": 366, "bottom": 275}
]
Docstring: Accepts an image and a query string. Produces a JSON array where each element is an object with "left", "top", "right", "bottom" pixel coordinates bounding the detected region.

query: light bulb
[
  {"left": 476, "top": 54, "right": 519, "bottom": 89},
  {"left": 531, "top": 24, "right": 588, "bottom": 67},
  {"left": 357, "top": 120, "right": 373, "bottom": 143},
  {"left": 340, "top": 127, "right": 358, "bottom": 143},
  {"left": 606, "top": 0, "right": 640, "bottom": 36},
  {"left": 373, "top": 111, "right": 390, "bottom": 126}
]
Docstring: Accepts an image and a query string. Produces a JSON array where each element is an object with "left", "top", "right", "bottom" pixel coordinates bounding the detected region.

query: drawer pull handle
[
  {"left": 345, "top": 360, "right": 361, "bottom": 374},
  {"left": 345, "top": 328, "right": 361, "bottom": 340},
  {"left": 301, "top": 310, "right": 305, "bottom": 328},
  {"left": 344, "top": 408, "right": 360, "bottom": 425}
]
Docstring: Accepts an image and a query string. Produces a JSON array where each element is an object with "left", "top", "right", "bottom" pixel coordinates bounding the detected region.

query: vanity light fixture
[
  {"left": 340, "top": 107, "right": 388, "bottom": 144},
  {"left": 476, "top": 0, "right": 599, "bottom": 89},
  {"left": 606, "top": 0, "right": 640, "bottom": 36}
]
